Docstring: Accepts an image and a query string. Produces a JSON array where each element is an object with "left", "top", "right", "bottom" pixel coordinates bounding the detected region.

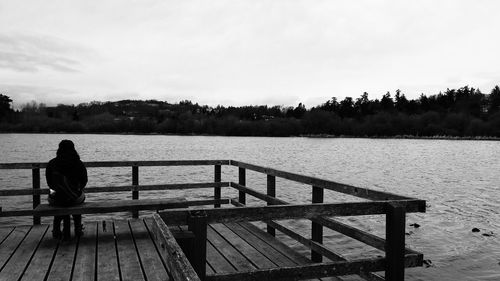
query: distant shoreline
[{"left": 1, "top": 131, "right": 499, "bottom": 141}]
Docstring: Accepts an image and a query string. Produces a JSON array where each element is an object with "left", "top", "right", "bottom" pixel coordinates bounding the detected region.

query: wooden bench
[{"left": 32, "top": 198, "right": 189, "bottom": 216}]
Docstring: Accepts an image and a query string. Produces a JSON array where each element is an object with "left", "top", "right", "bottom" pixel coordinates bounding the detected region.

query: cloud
[
  {"left": 0, "top": 84, "right": 79, "bottom": 108},
  {"left": 0, "top": 33, "right": 95, "bottom": 73}
]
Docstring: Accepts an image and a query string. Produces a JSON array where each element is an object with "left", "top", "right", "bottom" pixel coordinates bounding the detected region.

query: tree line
[{"left": 1, "top": 85, "right": 500, "bottom": 137}]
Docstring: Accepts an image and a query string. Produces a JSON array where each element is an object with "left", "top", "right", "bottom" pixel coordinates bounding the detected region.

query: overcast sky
[{"left": 1, "top": 0, "right": 499, "bottom": 108}]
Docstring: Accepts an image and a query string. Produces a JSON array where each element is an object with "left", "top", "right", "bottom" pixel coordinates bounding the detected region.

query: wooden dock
[
  {"left": 0, "top": 159, "right": 426, "bottom": 280},
  {"left": 0, "top": 218, "right": 355, "bottom": 281}
]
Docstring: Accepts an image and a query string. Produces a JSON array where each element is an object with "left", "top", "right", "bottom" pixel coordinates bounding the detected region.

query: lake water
[{"left": 0, "top": 133, "right": 499, "bottom": 280}]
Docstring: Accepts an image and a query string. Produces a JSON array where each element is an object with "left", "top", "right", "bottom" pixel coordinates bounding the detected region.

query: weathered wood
[
  {"left": 188, "top": 211, "right": 208, "bottom": 280},
  {"left": 230, "top": 160, "right": 413, "bottom": 201},
  {"left": 385, "top": 203, "right": 406, "bottom": 281},
  {"left": 114, "top": 220, "right": 145, "bottom": 281},
  {"left": 311, "top": 185, "right": 324, "bottom": 262},
  {"left": 150, "top": 214, "right": 200, "bottom": 281},
  {"left": 207, "top": 226, "right": 256, "bottom": 272},
  {"left": 32, "top": 167, "right": 41, "bottom": 225},
  {"left": 206, "top": 241, "right": 235, "bottom": 273},
  {"left": 211, "top": 223, "right": 275, "bottom": 269},
  {"left": 72, "top": 221, "right": 98, "bottom": 281},
  {"left": 19, "top": 226, "right": 59, "bottom": 281},
  {"left": 132, "top": 165, "right": 139, "bottom": 218},
  {"left": 131, "top": 219, "right": 170, "bottom": 281},
  {"left": 0, "top": 227, "right": 14, "bottom": 245},
  {"left": 0, "top": 160, "right": 230, "bottom": 169},
  {"left": 231, "top": 183, "right": 421, "bottom": 254},
  {"left": 97, "top": 221, "right": 120, "bottom": 281},
  {"left": 46, "top": 230, "right": 78, "bottom": 281},
  {"left": 266, "top": 221, "right": 345, "bottom": 262},
  {"left": 238, "top": 168, "right": 246, "bottom": 205},
  {"left": 0, "top": 226, "right": 30, "bottom": 269},
  {"left": 1, "top": 198, "right": 229, "bottom": 217},
  {"left": 226, "top": 222, "right": 297, "bottom": 267},
  {"left": 0, "top": 182, "right": 230, "bottom": 196},
  {"left": 0, "top": 225, "right": 47, "bottom": 281},
  {"left": 214, "top": 165, "right": 222, "bottom": 208},
  {"left": 160, "top": 200, "right": 424, "bottom": 225},
  {"left": 205, "top": 258, "right": 386, "bottom": 281},
  {"left": 266, "top": 175, "right": 276, "bottom": 237}
]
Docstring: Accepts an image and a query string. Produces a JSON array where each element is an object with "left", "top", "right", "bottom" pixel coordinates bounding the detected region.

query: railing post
[
  {"left": 238, "top": 167, "right": 246, "bottom": 205},
  {"left": 188, "top": 210, "right": 207, "bottom": 280},
  {"left": 311, "top": 185, "right": 323, "bottom": 262},
  {"left": 267, "top": 174, "right": 276, "bottom": 236},
  {"left": 32, "top": 166, "right": 41, "bottom": 225},
  {"left": 386, "top": 203, "right": 406, "bottom": 281},
  {"left": 132, "top": 165, "right": 139, "bottom": 218},
  {"left": 214, "top": 165, "right": 221, "bottom": 208}
]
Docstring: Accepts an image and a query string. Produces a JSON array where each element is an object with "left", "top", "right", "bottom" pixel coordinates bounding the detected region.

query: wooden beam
[
  {"left": 214, "top": 165, "right": 221, "bottom": 208},
  {"left": 230, "top": 160, "right": 413, "bottom": 201},
  {"left": 150, "top": 214, "right": 201, "bottom": 281},
  {"left": 187, "top": 211, "right": 208, "bottom": 280},
  {"left": 385, "top": 203, "right": 406, "bottom": 281},
  {"left": 0, "top": 182, "right": 231, "bottom": 196},
  {"left": 266, "top": 175, "right": 276, "bottom": 236},
  {"left": 238, "top": 168, "right": 246, "bottom": 205},
  {"left": 159, "top": 200, "right": 423, "bottom": 225},
  {"left": 132, "top": 165, "right": 139, "bottom": 218},
  {"left": 0, "top": 198, "right": 230, "bottom": 217},
  {"left": 32, "top": 167, "right": 40, "bottom": 225},
  {"left": 311, "top": 185, "right": 323, "bottom": 262},
  {"left": 205, "top": 258, "right": 386, "bottom": 281},
  {"left": 0, "top": 160, "right": 230, "bottom": 169}
]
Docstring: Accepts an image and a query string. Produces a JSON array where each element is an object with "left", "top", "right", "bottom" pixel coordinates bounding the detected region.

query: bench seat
[{"left": 32, "top": 198, "right": 188, "bottom": 216}]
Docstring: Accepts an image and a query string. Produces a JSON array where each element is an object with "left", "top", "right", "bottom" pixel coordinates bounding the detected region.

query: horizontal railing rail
[{"left": 0, "top": 160, "right": 230, "bottom": 169}]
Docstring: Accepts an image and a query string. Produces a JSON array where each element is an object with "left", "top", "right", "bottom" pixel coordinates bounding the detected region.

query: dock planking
[{"left": 0, "top": 218, "right": 337, "bottom": 281}]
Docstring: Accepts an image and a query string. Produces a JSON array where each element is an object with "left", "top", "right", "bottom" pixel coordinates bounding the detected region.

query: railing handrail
[{"left": 0, "top": 160, "right": 230, "bottom": 169}]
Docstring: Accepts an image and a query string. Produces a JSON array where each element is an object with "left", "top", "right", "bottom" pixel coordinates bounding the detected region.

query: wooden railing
[{"left": 0, "top": 160, "right": 426, "bottom": 281}]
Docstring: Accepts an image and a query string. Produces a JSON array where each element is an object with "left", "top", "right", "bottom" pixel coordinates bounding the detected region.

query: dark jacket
[{"left": 46, "top": 156, "right": 87, "bottom": 206}]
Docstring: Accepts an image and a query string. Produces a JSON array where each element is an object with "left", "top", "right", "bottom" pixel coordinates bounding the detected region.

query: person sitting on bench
[{"left": 46, "top": 140, "right": 88, "bottom": 240}]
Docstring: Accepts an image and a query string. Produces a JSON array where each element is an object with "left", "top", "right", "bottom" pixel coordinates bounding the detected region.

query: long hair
[{"left": 56, "top": 140, "right": 80, "bottom": 160}]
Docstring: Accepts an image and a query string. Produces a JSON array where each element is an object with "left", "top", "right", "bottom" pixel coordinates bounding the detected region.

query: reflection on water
[{"left": 1, "top": 134, "right": 499, "bottom": 280}]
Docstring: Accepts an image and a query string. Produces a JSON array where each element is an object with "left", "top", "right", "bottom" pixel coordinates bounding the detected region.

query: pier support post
[
  {"left": 267, "top": 175, "right": 276, "bottom": 236},
  {"left": 32, "top": 166, "right": 40, "bottom": 225},
  {"left": 132, "top": 165, "right": 139, "bottom": 218},
  {"left": 385, "top": 203, "right": 406, "bottom": 281},
  {"left": 311, "top": 185, "right": 324, "bottom": 262},
  {"left": 188, "top": 210, "right": 207, "bottom": 280},
  {"left": 238, "top": 168, "right": 246, "bottom": 205},
  {"left": 214, "top": 165, "right": 221, "bottom": 208}
]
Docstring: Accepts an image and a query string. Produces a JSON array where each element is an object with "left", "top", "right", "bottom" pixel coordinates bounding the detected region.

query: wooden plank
[
  {"left": 0, "top": 182, "right": 231, "bottom": 196},
  {"left": 132, "top": 219, "right": 171, "bottom": 281},
  {"left": 205, "top": 258, "right": 386, "bottom": 281},
  {"left": 114, "top": 220, "right": 145, "bottom": 281},
  {"left": 230, "top": 160, "right": 412, "bottom": 201},
  {"left": 225, "top": 223, "right": 297, "bottom": 267},
  {"left": 207, "top": 226, "right": 255, "bottom": 271},
  {"left": 237, "top": 222, "right": 311, "bottom": 265},
  {"left": 206, "top": 241, "right": 236, "bottom": 273},
  {"left": 211, "top": 223, "right": 275, "bottom": 269},
  {"left": 0, "top": 225, "right": 47, "bottom": 280},
  {"left": 46, "top": 228, "right": 78, "bottom": 281},
  {"left": 188, "top": 212, "right": 208, "bottom": 280},
  {"left": 159, "top": 200, "right": 425, "bottom": 225},
  {"left": 0, "top": 227, "right": 14, "bottom": 245},
  {"left": 0, "top": 225, "right": 30, "bottom": 270},
  {"left": 97, "top": 221, "right": 120, "bottom": 281},
  {"left": 19, "top": 227, "right": 59, "bottom": 281},
  {"left": 149, "top": 215, "right": 198, "bottom": 281},
  {"left": 0, "top": 160, "right": 230, "bottom": 169},
  {"left": 1, "top": 198, "right": 230, "bottom": 217},
  {"left": 72, "top": 221, "right": 98, "bottom": 281},
  {"left": 238, "top": 168, "right": 246, "bottom": 204}
]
